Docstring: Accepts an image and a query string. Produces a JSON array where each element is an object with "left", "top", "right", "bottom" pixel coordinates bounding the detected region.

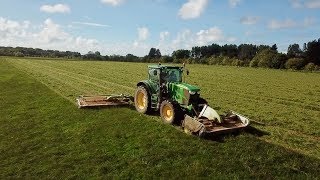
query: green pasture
[{"left": 0, "top": 57, "right": 319, "bottom": 178}]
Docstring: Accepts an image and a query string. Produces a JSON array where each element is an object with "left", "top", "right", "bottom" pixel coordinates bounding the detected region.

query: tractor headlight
[{"left": 189, "top": 91, "right": 196, "bottom": 95}]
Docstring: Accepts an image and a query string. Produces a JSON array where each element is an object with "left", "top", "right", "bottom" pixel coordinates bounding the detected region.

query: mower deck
[
  {"left": 183, "top": 111, "right": 250, "bottom": 135},
  {"left": 77, "top": 94, "right": 132, "bottom": 108},
  {"left": 200, "top": 118, "right": 247, "bottom": 134}
]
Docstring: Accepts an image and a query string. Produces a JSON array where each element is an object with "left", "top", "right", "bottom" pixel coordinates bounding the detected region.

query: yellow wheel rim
[
  {"left": 162, "top": 104, "right": 173, "bottom": 122},
  {"left": 136, "top": 91, "right": 146, "bottom": 110}
]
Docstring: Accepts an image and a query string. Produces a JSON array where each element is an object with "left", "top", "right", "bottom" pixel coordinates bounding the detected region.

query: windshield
[{"left": 162, "top": 68, "right": 182, "bottom": 82}]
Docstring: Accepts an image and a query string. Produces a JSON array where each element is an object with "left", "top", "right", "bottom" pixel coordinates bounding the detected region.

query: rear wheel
[
  {"left": 134, "top": 86, "right": 150, "bottom": 114},
  {"left": 160, "top": 100, "right": 182, "bottom": 124}
]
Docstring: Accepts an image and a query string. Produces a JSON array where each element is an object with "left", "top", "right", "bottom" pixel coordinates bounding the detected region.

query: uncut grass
[
  {"left": 19, "top": 58, "right": 320, "bottom": 105},
  {"left": 7, "top": 58, "right": 320, "bottom": 159},
  {"left": 27, "top": 59, "right": 143, "bottom": 90},
  {"left": 10, "top": 59, "right": 134, "bottom": 101},
  {"left": 1, "top": 59, "right": 320, "bottom": 178},
  {"left": 188, "top": 65, "right": 320, "bottom": 158},
  {"left": 17, "top": 58, "right": 320, "bottom": 106}
]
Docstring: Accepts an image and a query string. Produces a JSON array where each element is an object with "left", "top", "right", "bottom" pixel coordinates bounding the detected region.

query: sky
[{"left": 0, "top": 0, "right": 320, "bottom": 56}]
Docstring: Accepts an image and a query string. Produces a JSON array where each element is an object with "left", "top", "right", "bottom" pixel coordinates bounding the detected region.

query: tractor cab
[
  {"left": 147, "top": 65, "right": 183, "bottom": 83},
  {"left": 136, "top": 64, "right": 202, "bottom": 118}
]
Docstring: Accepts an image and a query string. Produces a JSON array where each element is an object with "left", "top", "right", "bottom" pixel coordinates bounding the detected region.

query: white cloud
[
  {"left": 305, "top": 0, "right": 320, "bottom": 8},
  {"left": 72, "top": 21, "right": 110, "bottom": 27},
  {"left": 0, "top": 17, "right": 151, "bottom": 56},
  {"left": 178, "top": 0, "right": 208, "bottom": 20},
  {"left": 156, "top": 31, "right": 171, "bottom": 55},
  {"left": 101, "top": 0, "right": 124, "bottom": 6},
  {"left": 83, "top": 16, "right": 92, "bottom": 21},
  {"left": 227, "top": 37, "right": 237, "bottom": 42},
  {"left": 132, "top": 27, "right": 150, "bottom": 53},
  {"left": 0, "top": 17, "right": 30, "bottom": 39},
  {"left": 160, "top": 31, "right": 170, "bottom": 41},
  {"left": 268, "top": 19, "right": 297, "bottom": 29},
  {"left": 0, "top": 17, "right": 101, "bottom": 54},
  {"left": 172, "top": 29, "right": 193, "bottom": 49},
  {"left": 155, "top": 27, "right": 236, "bottom": 55},
  {"left": 240, "top": 16, "right": 260, "bottom": 25},
  {"left": 77, "top": 37, "right": 97, "bottom": 45},
  {"left": 196, "top": 27, "right": 225, "bottom": 45},
  {"left": 170, "top": 27, "right": 235, "bottom": 50},
  {"left": 289, "top": 0, "right": 320, "bottom": 9},
  {"left": 36, "top": 19, "right": 69, "bottom": 43},
  {"left": 268, "top": 18, "right": 316, "bottom": 29},
  {"left": 40, "top": 4, "right": 70, "bottom": 13},
  {"left": 137, "top": 27, "right": 149, "bottom": 41},
  {"left": 229, "top": 0, "right": 241, "bottom": 8},
  {"left": 289, "top": 0, "right": 303, "bottom": 8},
  {"left": 0, "top": 17, "right": 238, "bottom": 57},
  {"left": 36, "top": 20, "right": 100, "bottom": 53},
  {"left": 244, "top": 31, "right": 251, "bottom": 36},
  {"left": 303, "top": 17, "right": 316, "bottom": 26}
]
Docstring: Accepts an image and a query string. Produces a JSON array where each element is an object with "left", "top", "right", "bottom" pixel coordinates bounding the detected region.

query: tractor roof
[{"left": 148, "top": 64, "right": 182, "bottom": 69}]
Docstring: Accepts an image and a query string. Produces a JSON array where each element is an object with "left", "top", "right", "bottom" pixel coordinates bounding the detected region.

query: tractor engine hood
[
  {"left": 167, "top": 82, "right": 200, "bottom": 106},
  {"left": 173, "top": 82, "right": 200, "bottom": 94}
]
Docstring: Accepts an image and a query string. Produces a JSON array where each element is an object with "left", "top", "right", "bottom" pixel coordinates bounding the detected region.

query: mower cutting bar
[
  {"left": 77, "top": 94, "right": 132, "bottom": 108},
  {"left": 199, "top": 118, "right": 247, "bottom": 134},
  {"left": 183, "top": 111, "right": 250, "bottom": 135}
]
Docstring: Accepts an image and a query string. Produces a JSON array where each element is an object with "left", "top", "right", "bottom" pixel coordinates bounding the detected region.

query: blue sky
[{"left": 0, "top": 0, "right": 319, "bottom": 56}]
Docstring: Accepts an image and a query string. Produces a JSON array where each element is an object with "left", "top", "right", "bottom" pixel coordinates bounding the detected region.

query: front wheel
[{"left": 160, "top": 100, "right": 182, "bottom": 124}]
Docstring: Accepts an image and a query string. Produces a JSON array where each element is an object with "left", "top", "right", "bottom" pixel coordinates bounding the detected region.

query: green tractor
[
  {"left": 134, "top": 64, "right": 250, "bottom": 136},
  {"left": 77, "top": 64, "right": 250, "bottom": 136}
]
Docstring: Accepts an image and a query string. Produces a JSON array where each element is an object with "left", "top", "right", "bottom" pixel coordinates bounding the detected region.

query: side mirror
[
  {"left": 153, "top": 70, "right": 158, "bottom": 76},
  {"left": 186, "top": 70, "right": 189, "bottom": 75}
]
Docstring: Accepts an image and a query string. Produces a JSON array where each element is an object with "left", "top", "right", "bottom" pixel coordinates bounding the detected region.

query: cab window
[
  {"left": 148, "top": 69, "right": 159, "bottom": 82},
  {"left": 163, "top": 69, "right": 182, "bottom": 82}
]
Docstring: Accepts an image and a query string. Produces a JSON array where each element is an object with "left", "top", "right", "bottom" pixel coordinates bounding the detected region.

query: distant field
[{"left": 1, "top": 57, "right": 319, "bottom": 178}]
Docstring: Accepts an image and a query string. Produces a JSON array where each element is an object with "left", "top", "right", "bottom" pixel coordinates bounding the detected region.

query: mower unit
[
  {"left": 77, "top": 94, "right": 132, "bottom": 108},
  {"left": 183, "top": 109, "right": 250, "bottom": 136}
]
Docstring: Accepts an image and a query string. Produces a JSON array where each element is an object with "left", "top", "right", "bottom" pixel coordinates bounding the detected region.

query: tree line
[
  {"left": 0, "top": 47, "right": 82, "bottom": 59},
  {"left": 0, "top": 38, "right": 319, "bottom": 71},
  {"left": 169, "top": 39, "right": 320, "bottom": 71}
]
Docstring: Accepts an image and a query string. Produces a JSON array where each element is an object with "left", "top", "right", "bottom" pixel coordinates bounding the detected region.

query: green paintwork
[{"left": 173, "top": 82, "right": 200, "bottom": 92}]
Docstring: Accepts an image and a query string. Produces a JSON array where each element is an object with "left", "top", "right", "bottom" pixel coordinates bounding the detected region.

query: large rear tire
[
  {"left": 160, "top": 100, "right": 182, "bottom": 125},
  {"left": 134, "top": 86, "right": 150, "bottom": 114}
]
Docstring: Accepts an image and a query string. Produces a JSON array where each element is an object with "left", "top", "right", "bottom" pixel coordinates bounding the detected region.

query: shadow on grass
[
  {"left": 79, "top": 105, "right": 163, "bottom": 119},
  {"left": 80, "top": 105, "right": 270, "bottom": 143},
  {"left": 79, "top": 104, "right": 270, "bottom": 138},
  {"left": 201, "top": 126, "right": 270, "bottom": 143},
  {"left": 78, "top": 104, "right": 134, "bottom": 110},
  {"left": 245, "top": 125, "right": 270, "bottom": 137}
]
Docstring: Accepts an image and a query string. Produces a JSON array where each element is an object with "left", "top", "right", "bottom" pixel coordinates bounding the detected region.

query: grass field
[{"left": 1, "top": 57, "right": 319, "bottom": 178}]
